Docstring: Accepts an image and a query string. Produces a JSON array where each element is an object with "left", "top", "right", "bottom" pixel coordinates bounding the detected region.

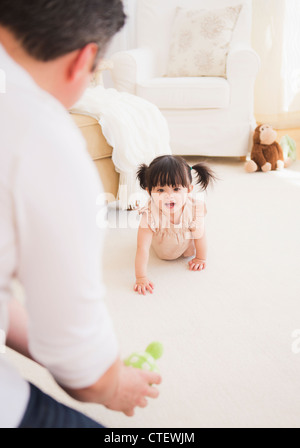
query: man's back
[{"left": 0, "top": 43, "right": 118, "bottom": 428}]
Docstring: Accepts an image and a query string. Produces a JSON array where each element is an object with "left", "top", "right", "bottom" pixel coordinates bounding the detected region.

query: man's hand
[{"left": 104, "top": 363, "right": 161, "bottom": 416}]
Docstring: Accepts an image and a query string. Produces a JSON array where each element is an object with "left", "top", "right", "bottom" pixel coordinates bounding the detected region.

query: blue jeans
[{"left": 18, "top": 383, "right": 105, "bottom": 428}]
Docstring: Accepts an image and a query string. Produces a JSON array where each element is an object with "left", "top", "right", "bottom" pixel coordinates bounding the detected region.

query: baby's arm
[
  {"left": 189, "top": 229, "right": 207, "bottom": 271},
  {"left": 134, "top": 213, "right": 154, "bottom": 295},
  {"left": 189, "top": 200, "right": 207, "bottom": 271}
]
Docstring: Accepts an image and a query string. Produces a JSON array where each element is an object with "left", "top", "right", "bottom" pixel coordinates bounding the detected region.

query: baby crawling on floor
[{"left": 134, "top": 155, "right": 215, "bottom": 295}]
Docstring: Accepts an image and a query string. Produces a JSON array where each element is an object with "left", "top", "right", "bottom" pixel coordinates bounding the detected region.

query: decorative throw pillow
[{"left": 166, "top": 5, "right": 242, "bottom": 78}]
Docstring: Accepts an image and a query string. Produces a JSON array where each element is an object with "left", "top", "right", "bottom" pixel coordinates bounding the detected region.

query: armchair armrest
[
  {"left": 226, "top": 45, "right": 261, "bottom": 126},
  {"left": 110, "top": 47, "right": 156, "bottom": 94},
  {"left": 227, "top": 44, "right": 261, "bottom": 80}
]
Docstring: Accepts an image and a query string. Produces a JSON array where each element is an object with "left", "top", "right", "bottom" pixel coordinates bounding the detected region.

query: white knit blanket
[{"left": 70, "top": 86, "right": 171, "bottom": 209}]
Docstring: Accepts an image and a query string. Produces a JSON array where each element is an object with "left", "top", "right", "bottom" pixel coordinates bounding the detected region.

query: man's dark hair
[{"left": 0, "top": 0, "right": 126, "bottom": 62}]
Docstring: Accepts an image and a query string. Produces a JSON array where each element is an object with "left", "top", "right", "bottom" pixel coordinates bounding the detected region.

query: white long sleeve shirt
[{"left": 0, "top": 44, "right": 119, "bottom": 428}]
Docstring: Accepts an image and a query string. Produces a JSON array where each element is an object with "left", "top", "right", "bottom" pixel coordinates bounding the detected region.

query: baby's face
[{"left": 150, "top": 184, "right": 192, "bottom": 215}]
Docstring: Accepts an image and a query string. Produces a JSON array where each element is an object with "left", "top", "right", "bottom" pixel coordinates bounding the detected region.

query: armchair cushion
[
  {"left": 136, "top": 77, "right": 230, "bottom": 109},
  {"left": 166, "top": 5, "right": 242, "bottom": 77}
]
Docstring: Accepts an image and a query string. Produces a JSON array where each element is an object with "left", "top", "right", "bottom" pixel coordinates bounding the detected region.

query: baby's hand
[
  {"left": 134, "top": 277, "right": 154, "bottom": 295},
  {"left": 188, "top": 258, "right": 206, "bottom": 271}
]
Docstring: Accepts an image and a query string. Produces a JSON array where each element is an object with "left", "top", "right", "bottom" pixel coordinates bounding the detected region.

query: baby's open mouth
[{"left": 165, "top": 201, "right": 175, "bottom": 209}]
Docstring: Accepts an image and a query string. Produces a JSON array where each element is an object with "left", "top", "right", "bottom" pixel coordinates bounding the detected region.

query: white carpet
[{"left": 8, "top": 157, "right": 300, "bottom": 428}]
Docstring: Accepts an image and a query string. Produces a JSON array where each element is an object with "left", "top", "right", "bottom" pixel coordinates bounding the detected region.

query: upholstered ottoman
[{"left": 70, "top": 113, "right": 119, "bottom": 201}]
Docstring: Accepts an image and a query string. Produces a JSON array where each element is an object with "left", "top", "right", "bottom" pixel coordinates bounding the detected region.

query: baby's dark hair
[{"left": 137, "top": 155, "right": 216, "bottom": 193}]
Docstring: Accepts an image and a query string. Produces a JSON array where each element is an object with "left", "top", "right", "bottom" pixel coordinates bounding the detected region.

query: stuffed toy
[
  {"left": 245, "top": 124, "right": 286, "bottom": 173},
  {"left": 124, "top": 341, "right": 163, "bottom": 373}
]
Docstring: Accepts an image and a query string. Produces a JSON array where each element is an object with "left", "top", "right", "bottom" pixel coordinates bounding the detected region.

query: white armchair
[{"left": 110, "top": 0, "right": 260, "bottom": 157}]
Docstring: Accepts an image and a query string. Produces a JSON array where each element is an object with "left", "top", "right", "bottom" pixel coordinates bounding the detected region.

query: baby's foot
[{"left": 188, "top": 258, "right": 206, "bottom": 271}]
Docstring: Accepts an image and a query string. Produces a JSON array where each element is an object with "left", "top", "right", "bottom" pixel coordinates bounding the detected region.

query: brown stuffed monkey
[{"left": 245, "top": 124, "right": 285, "bottom": 173}]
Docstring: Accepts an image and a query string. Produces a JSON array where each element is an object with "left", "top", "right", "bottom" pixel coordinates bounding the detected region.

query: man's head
[
  {"left": 0, "top": 0, "right": 125, "bottom": 63},
  {"left": 0, "top": 0, "right": 126, "bottom": 106}
]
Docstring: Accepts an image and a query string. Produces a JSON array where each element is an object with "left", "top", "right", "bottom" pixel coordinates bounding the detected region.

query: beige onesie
[{"left": 139, "top": 195, "right": 206, "bottom": 260}]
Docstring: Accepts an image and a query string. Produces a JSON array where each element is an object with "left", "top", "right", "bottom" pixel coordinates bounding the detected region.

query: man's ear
[{"left": 67, "top": 43, "right": 98, "bottom": 82}]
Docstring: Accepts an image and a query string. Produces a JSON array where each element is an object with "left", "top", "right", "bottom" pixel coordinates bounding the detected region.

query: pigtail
[
  {"left": 136, "top": 163, "right": 148, "bottom": 190},
  {"left": 191, "top": 162, "right": 216, "bottom": 190}
]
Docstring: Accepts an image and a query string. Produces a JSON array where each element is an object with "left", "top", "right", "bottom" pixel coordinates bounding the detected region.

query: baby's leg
[{"left": 183, "top": 239, "right": 195, "bottom": 258}]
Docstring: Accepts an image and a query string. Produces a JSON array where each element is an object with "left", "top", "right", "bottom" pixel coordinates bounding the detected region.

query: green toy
[
  {"left": 124, "top": 342, "right": 163, "bottom": 372},
  {"left": 280, "top": 135, "right": 297, "bottom": 162}
]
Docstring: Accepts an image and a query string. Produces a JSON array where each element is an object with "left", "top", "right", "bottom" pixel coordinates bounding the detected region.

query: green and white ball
[{"left": 124, "top": 342, "right": 163, "bottom": 372}]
